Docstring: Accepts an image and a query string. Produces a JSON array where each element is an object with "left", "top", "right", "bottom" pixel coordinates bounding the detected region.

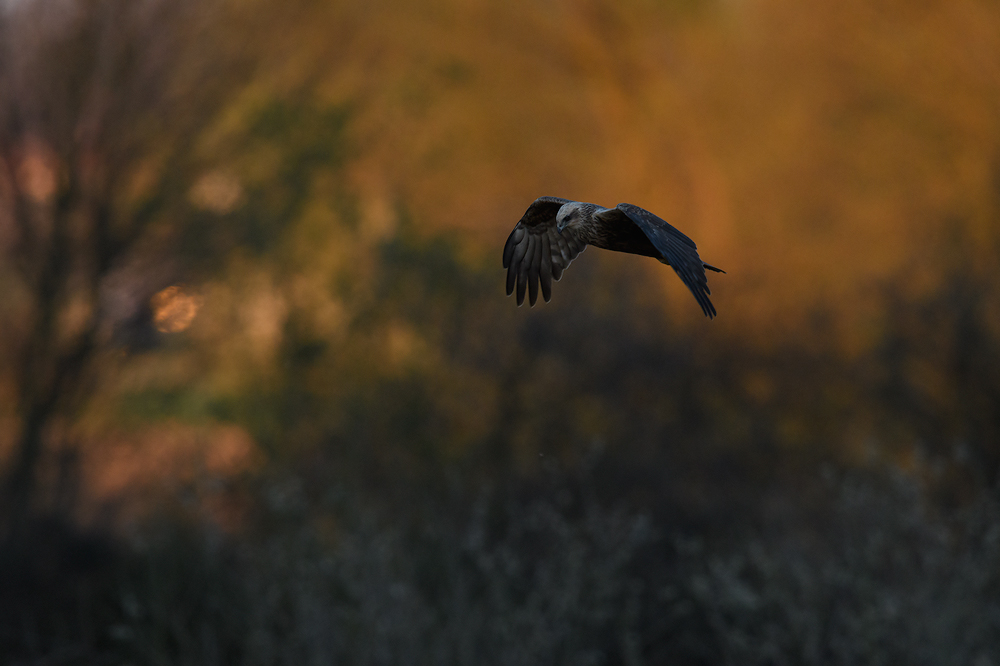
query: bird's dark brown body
[
  {"left": 582, "top": 215, "right": 662, "bottom": 259},
  {"left": 503, "top": 197, "right": 724, "bottom": 317}
]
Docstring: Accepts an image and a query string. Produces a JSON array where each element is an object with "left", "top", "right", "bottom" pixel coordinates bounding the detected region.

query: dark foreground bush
[
  {"left": 669, "top": 474, "right": 1000, "bottom": 665},
  {"left": 2, "top": 472, "right": 999, "bottom": 665}
]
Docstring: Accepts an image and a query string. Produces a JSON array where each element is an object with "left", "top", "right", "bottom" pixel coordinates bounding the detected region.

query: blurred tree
[{"left": 0, "top": 0, "right": 262, "bottom": 526}]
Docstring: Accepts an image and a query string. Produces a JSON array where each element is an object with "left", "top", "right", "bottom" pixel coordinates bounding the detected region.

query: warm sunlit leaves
[
  {"left": 293, "top": 0, "right": 1000, "bottom": 348},
  {"left": 151, "top": 285, "right": 202, "bottom": 333},
  {"left": 189, "top": 170, "right": 244, "bottom": 214},
  {"left": 80, "top": 423, "right": 261, "bottom": 527},
  {"left": 16, "top": 139, "right": 58, "bottom": 203},
  {"left": 163, "top": 0, "right": 1000, "bottom": 472},
  {"left": 12, "top": 0, "right": 998, "bottom": 523}
]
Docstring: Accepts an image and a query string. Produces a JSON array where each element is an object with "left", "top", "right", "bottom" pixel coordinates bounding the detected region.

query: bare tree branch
[{"left": 0, "top": 0, "right": 263, "bottom": 527}]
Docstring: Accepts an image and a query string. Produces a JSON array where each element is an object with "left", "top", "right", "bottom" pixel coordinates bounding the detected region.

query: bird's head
[{"left": 555, "top": 203, "right": 582, "bottom": 234}]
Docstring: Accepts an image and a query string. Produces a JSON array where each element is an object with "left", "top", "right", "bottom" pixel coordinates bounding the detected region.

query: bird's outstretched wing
[
  {"left": 608, "top": 202, "right": 722, "bottom": 319},
  {"left": 503, "top": 196, "right": 588, "bottom": 306}
]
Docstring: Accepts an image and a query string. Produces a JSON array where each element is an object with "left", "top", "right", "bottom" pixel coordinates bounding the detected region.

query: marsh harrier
[{"left": 503, "top": 197, "right": 725, "bottom": 317}]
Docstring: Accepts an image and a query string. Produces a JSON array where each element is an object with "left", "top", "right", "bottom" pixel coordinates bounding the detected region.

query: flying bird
[{"left": 503, "top": 197, "right": 725, "bottom": 318}]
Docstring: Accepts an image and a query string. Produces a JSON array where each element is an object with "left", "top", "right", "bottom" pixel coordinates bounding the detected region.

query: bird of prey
[{"left": 503, "top": 197, "right": 725, "bottom": 318}]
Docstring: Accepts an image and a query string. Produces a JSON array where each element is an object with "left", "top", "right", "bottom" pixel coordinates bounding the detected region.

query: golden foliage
[
  {"left": 151, "top": 286, "right": 202, "bottom": 334},
  {"left": 279, "top": 0, "right": 1000, "bottom": 345}
]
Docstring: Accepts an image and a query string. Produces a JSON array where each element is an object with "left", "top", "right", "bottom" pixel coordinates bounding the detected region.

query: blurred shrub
[
  {"left": 3, "top": 469, "right": 999, "bottom": 664},
  {"left": 673, "top": 473, "right": 1000, "bottom": 665}
]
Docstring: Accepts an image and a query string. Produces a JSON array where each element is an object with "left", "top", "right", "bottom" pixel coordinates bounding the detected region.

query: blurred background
[{"left": 2, "top": 0, "right": 1000, "bottom": 663}]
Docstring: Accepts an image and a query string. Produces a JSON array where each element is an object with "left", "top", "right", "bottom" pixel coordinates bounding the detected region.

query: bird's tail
[{"left": 703, "top": 262, "right": 726, "bottom": 274}]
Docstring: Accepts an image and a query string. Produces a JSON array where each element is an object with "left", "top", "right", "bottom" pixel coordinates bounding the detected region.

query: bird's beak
[{"left": 555, "top": 221, "right": 565, "bottom": 235}]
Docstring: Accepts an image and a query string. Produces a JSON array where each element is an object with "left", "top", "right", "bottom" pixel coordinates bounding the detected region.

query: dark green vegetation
[
  {"left": 2, "top": 0, "right": 1000, "bottom": 663},
  {"left": 5, "top": 471, "right": 1000, "bottom": 665}
]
